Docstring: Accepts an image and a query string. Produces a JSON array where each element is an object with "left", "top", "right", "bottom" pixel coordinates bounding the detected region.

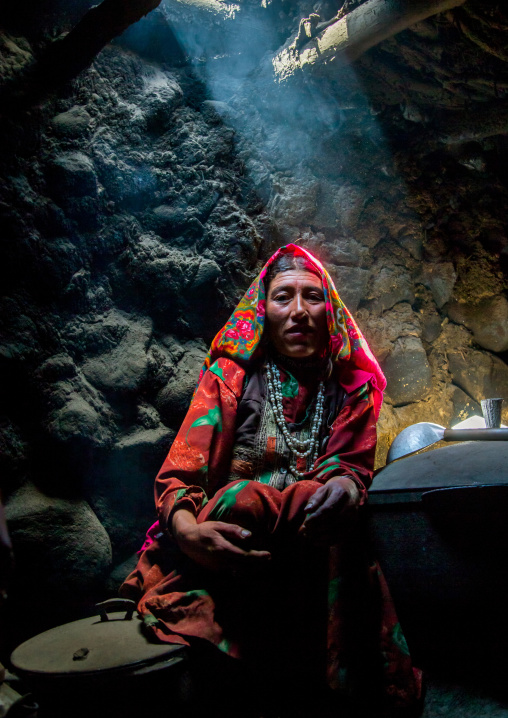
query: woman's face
[{"left": 265, "top": 270, "right": 328, "bottom": 359}]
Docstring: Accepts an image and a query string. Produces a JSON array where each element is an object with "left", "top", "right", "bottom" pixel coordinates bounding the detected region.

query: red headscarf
[{"left": 198, "top": 244, "right": 386, "bottom": 418}]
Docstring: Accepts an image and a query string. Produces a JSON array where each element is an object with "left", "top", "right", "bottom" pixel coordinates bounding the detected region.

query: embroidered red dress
[{"left": 120, "top": 245, "right": 422, "bottom": 713}]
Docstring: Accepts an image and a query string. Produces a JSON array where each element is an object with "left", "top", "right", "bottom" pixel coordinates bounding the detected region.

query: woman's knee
[
  {"left": 278, "top": 480, "right": 320, "bottom": 526},
  {"left": 282, "top": 480, "right": 320, "bottom": 502},
  {"left": 199, "top": 480, "right": 280, "bottom": 528}
]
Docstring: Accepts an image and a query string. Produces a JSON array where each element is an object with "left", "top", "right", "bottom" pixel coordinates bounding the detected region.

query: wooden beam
[{"left": 272, "top": 0, "right": 466, "bottom": 83}]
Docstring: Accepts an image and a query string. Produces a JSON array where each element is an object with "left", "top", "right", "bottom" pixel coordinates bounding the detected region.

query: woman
[{"left": 121, "top": 244, "right": 421, "bottom": 717}]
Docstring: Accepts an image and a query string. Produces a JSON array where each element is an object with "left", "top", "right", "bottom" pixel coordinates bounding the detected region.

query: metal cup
[{"left": 481, "top": 398, "right": 503, "bottom": 429}]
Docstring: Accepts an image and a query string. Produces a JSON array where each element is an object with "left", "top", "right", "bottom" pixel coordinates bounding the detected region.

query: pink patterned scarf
[{"left": 198, "top": 244, "right": 386, "bottom": 419}]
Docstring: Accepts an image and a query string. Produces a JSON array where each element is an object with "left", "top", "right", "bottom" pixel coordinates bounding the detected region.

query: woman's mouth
[{"left": 286, "top": 326, "right": 313, "bottom": 337}]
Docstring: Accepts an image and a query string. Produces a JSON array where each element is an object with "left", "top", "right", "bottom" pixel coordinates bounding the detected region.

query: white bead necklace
[{"left": 266, "top": 360, "right": 325, "bottom": 480}]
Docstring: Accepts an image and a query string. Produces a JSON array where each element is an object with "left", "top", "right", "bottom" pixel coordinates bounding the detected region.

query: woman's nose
[{"left": 291, "top": 294, "right": 307, "bottom": 318}]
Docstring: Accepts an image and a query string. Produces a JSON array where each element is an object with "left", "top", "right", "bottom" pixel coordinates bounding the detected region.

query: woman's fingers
[
  {"left": 218, "top": 538, "right": 271, "bottom": 561},
  {"left": 185, "top": 521, "right": 271, "bottom": 571},
  {"left": 299, "top": 479, "right": 360, "bottom": 545},
  {"left": 213, "top": 521, "right": 253, "bottom": 541},
  {"left": 210, "top": 538, "right": 271, "bottom": 572},
  {"left": 304, "top": 486, "right": 348, "bottom": 523},
  {"left": 303, "top": 484, "right": 329, "bottom": 513},
  {"left": 214, "top": 523, "right": 272, "bottom": 563}
]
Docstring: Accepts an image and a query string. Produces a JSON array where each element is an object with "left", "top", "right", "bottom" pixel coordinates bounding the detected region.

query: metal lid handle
[{"left": 95, "top": 598, "right": 136, "bottom": 622}]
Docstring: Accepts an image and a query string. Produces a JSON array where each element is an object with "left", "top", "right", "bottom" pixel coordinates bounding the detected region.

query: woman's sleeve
[
  {"left": 155, "top": 363, "right": 240, "bottom": 533},
  {"left": 308, "top": 382, "right": 377, "bottom": 504}
]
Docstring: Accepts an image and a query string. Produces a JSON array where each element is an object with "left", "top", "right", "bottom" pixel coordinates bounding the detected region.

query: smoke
[
  {"left": 154, "top": 1, "right": 375, "bottom": 171},
  {"left": 120, "top": 0, "right": 421, "bottom": 269}
]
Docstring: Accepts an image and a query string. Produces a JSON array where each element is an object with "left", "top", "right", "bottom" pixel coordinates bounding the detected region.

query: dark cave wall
[
  {"left": 0, "top": 32, "right": 273, "bottom": 631},
  {"left": 1, "top": 2, "right": 508, "bottom": 636}
]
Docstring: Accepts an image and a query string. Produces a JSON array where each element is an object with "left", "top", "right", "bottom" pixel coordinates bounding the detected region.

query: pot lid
[
  {"left": 371, "top": 441, "right": 508, "bottom": 492},
  {"left": 11, "top": 599, "right": 185, "bottom": 677}
]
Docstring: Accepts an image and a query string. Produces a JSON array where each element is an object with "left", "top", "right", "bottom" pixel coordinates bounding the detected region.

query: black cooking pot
[{"left": 10, "top": 598, "right": 188, "bottom": 717}]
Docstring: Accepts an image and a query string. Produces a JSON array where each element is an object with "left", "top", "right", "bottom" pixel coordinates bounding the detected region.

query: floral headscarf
[{"left": 198, "top": 244, "right": 386, "bottom": 418}]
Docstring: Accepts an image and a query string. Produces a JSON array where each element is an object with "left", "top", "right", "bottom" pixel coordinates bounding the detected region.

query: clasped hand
[
  {"left": 298, "top": 476, "right": 361, "bottom": 545},
  {"left": 172, "top": 476, "right": 361, "bottom": 572},
  {"left": 172, "top": 509, "right": 271, "bottom": 573}
]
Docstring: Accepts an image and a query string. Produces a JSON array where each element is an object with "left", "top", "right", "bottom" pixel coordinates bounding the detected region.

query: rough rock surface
[
  {"left": 51, "top": 105, "right": 92, "bottom": 138},
  {"left": 382, "top": 336, "right": 433, "bottom": 406},
  {"left": 448, "top": 350, "right": 508, "bottom": 416},
  {"left": 419, "top": 263, "right": 457, "bottom": 309},
  {"left": 5, "top": 483, "right": 112, "bottom": 635},
  {"left": 154, "top": 338, "right": 208, "bottom": 427},
  {"left": 447, "top": 295, "right": 508, "bottom": 353},
  {"left": 80, "top": 312, "right": 153, "bottom": 393}
]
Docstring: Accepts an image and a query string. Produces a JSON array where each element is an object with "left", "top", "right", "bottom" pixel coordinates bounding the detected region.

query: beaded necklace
[{"left": 266, "top": 360, "right": 325, "bottom": 480}]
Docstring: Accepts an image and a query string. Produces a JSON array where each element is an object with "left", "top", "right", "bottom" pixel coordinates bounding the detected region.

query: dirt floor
[
  {"left": 7, "top": 674, "right": 508, "bottom": 718},
  {"left": 422, "top": 674, "right": 508, "bottom": 718}
]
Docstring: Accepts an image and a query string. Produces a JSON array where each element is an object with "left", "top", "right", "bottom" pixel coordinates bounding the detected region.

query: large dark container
[
  {"left": 10, "top": 600, "right": 188, "bottom": 718},
  {"left": 368, "top": 441, "right": 508, "bottom": 668}
]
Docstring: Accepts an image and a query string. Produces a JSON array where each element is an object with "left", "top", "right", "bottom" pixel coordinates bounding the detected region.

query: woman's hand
[
  {"left": 298, "top": 476, "right": 361, "bottom": 546},
  {"left": 172, "top": 509, "right": 271, "bottom": 573}
]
